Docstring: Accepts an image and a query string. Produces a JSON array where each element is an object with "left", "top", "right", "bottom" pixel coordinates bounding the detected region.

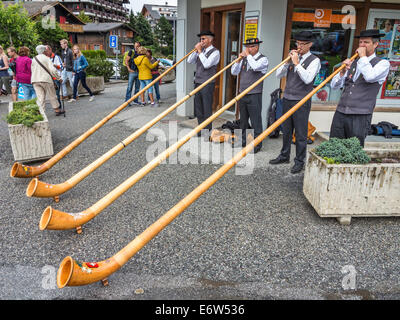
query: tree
[
  {"left": 154, "top": 16, "right": 173, "bottom": 56},
  {"left": 78, "top": 10, "right": 92, "bottom": 23},
  {"left": 34, "top": 19, "right": 68, "bottom": 55},
  {"left": 0, "top": 2, "right": 39, "bottom": 53},
  {"left": 128, "top": 12, "right": 154, "bottom": 46}
]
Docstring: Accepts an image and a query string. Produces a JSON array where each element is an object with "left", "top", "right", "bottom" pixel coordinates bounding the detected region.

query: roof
[
  {"left": 83, "top": 22, "right": 136, "bottom": 33},
  {"left": 1, "top": 1, "right": 85, "bottom": 25}
]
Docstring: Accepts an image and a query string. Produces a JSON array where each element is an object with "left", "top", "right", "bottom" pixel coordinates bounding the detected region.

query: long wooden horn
[
  {"left": 56, "top": 53, "right": 358, "bottom": 287},
  {"left": 27, "top": 56, "right": 244, "bottom": 201},
  {"left": 40, "top": 56, "right": 290, "bottom": 233},
  {"left": 10, "top": 49, "right": 196, "bottom": 179}
]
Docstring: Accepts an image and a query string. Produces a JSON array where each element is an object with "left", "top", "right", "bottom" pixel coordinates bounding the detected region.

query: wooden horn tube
[
  {"left": 28, "top": 56, "right": 244, "bottom": 199},
  {"left": 57, "top": 54, "right": 358, "bottom": 288},
  {"left": 41, "top": 56, "right": 289, "bottom": 232},
  {"left": 10, "top": 49, "right": 196, "bottom": 179}
]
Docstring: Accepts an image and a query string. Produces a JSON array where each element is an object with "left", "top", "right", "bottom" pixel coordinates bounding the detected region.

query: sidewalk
[{"left": 1, "top": 81, "right": 400, "bottom": 300}]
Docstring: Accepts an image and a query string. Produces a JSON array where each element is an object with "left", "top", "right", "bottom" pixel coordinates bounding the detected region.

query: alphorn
[
  {"left": 27, "top": 56, "right": 245, "bottom": 201},
  {"left": 39, "top": 56, "right": 290, "bottom": 233},
  {"left": 10, "top": 49, "right": 196, "bottom": 179},
  {"left": 56, "top": 53, "right": 358, "bottom": 288}
]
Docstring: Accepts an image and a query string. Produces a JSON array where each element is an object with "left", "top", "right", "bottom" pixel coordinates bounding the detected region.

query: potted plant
[
  {"left": 6, "top": 99, "right": 54, "bottom": 162},
  {"left": 303, "top": 137, "right": 400, "bottom": 225}
]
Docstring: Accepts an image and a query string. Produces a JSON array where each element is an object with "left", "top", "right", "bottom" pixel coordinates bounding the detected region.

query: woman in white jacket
[{"left": 31, "top": 45, "right": 64, "bottom": 116}]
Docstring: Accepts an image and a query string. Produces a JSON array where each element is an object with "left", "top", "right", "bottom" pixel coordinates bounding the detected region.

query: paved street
[{"left": 1, "top": 80, "right": 400, "bottom": 301}]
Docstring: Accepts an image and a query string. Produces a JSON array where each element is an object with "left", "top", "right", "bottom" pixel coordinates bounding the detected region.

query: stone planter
[
  {"left": 65, "top": 76, "right": 105, "bottom": 96},
  {"left": 7, "top": 102, "right": 54, "bottom": 162},
  {"left": 303, "top": 149, "right": 400, "bottom": 225}
]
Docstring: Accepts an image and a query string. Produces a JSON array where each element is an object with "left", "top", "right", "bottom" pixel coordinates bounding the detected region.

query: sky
[{"left": 129, "top": 0, "right": 177, "bottom": 14}]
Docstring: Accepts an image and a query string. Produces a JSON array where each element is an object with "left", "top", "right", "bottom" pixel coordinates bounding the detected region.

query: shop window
[
  {"left": 368, "top": 9, "right": 400, "bottom": 106},
  {"left": 291, "top": 8, "right": 355, "bottom": 104}
]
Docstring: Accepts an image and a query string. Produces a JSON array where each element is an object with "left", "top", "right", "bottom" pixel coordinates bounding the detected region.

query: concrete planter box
[
  {"left": 7, "top": 102, "right": 54, "bottom": 162},
  {"left": 66, "top": 76, "right": 105, "bottom": 96},
  {"left": 303, "top": 149, "right": 400, "bottom": 225}
]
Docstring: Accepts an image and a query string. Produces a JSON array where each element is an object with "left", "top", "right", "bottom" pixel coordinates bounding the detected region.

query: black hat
[
  {"left": 197, "top": 30, "right": 215, "bottom": 37},
  {"left": 355, "top": 29, "right": 384, "bottom": 38},
  {"left": 293, "top": 31, "right": 314, "bottom": 42},
  {"left": 243, "top": 38, "right": 263, "bottom": 46}
]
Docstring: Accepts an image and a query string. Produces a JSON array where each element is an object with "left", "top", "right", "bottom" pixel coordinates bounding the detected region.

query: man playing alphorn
[
  {"left": 329, "top": 29, "right": 390, "bottom": 147},
  {"left": 270, "top": 31, "right": 321, "bottom": 174},
  {"left": 231, "top": 37, "right": 269, "bottom": 153},
  {"left": 187, "top": 30, "right": 220, "bottom": 140}
]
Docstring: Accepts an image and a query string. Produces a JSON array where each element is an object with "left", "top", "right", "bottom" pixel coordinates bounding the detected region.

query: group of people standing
[
  {"left": 0, "top": 39, "right": 95, "bottom": 115},
  {"left": 124, "top": 41, "right": 162, "bottom": 107},
  {"left": 181, "top": 28, "right": 390, "bottom": 174}
]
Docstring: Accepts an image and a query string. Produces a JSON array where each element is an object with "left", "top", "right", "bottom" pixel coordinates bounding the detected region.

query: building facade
[
  {"left": 3, "top": 1, "right": 86, "bottom": 44},
  {"left": 78, "top": 22, "right": 135, "bottom": 55},
  {"left": 29, "top": 0, "right": 130, "bottom": 23},
  {"left": 176, "top": 0, "right": 400, "bottom": 132},
  {"left": 141, "top": 2, "right": 177, "bottom": 30}
]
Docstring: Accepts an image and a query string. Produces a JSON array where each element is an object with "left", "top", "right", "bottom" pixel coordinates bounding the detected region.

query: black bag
[
  {"left": 128, "top": 50, "right": 138, "bottom": 72},
  {"left": 267, "top": 88, "right": 283, "bottom": 138}
]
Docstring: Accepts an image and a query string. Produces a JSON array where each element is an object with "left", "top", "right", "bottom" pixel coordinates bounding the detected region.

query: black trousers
[
  {"left": 280, "top": 98, "right": 311, "bottom": 166},
  {"left": 239, "top": 93, "right": 263, "bottom": 151},
  {"left": 329, "top": 111, "right": 372, "bottom": 147},
  {"left": 194, "top": 81, "right": 215, "bottom": 132}
]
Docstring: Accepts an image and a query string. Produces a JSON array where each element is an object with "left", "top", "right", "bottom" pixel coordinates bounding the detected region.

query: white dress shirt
[
  {"left": 276, "top": 51, "right": 321, "bottom": 84},
  {"left": 330, "top": 53, "right": 390, "bottom": 89},
  {"left": 231, "top": 52, "right": 269, "bottom": 75},
  {"left": 187, "top": 45, "right": 220, "bottom": 69}
]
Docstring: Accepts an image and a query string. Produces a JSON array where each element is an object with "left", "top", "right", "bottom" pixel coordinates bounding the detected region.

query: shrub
[
  {"left": 314, "top": 137, "right": 370, "bottom": 164},
  {"left": 82, "top": 50, "right": 107, "bottom": 59},
  {"left": 6, "top": 99, "right": 43, "bottom": 127},
  {"left": 86, "top": 58, "right": 114, "bottom": 82}
]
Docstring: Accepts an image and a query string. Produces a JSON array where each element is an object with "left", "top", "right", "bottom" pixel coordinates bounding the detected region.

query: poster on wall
[
  {"left": 244, "top": 16, "right": 258, "bottom": 41},
  {"left": 373, "top": 18, "right": 400, "bottom": 59},
  {"left": 389, "top": 24, "right": 400, "bottom": 60},
  {"left": 381, "top": 60, "right": 400, "bottom": 99}
]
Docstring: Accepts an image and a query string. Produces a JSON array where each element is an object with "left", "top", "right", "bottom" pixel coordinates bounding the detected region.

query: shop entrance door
[{"left": 222, "top": 11, "right": 242, "bottom": 115}]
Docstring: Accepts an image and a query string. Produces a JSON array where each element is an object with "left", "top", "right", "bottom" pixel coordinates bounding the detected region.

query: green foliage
[
  {"left": 34, "top": 20, "right": 68, "bottom": 55},
  {"left": 78, "top": 10, "right": 92, "bottom": 23},
  {"left": 154, "top": 16, "right": 173, "bottom": 56},
  {"left": 314, "top": 137, "right": 371, "bottom": 164},
  {"left": 118, "top": 56, "right": 129, "bottom": 80},
  {"left": 82, "top": 50, "right": 107, "bottom": 59},
  {"left": 6, "top": 99, "right": 43, "bottom": 127},
  {"left": 129, "top": 12, "right": 154, "bottom": 46},
  {"left": 0, "top": 2, "right": 39, "bottom": 52},
  {"left": 86, "top": 58, "right": 114, "bottom": 82}
]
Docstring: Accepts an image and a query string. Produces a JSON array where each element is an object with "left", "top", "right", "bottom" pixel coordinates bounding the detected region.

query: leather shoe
[
  {"left": 290, "top": 163, "right": 304, "bottom": 174},
  {"left": 269, "top": 156, "right": 289, "bottom": 165}
]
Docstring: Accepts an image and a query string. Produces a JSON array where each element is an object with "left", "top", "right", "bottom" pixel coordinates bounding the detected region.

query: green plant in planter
[
  {"left": 5, "top": 99, "right": 43, "bottom": 127},
  {"left": 314, "top": 137, "right": 370, "bottom": 164}
]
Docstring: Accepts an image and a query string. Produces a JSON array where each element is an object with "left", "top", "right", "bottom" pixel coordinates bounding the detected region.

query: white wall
[
  {"left": 176, "top": 0, "right": 201, "bottom": 116},
  {"left": 249, "top": 0, "right": 288, "bottom": 130}
]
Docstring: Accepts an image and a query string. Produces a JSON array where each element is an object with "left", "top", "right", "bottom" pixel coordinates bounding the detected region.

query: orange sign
[{"left": 314, "top": 9, "right": 332, "bottom": 28}]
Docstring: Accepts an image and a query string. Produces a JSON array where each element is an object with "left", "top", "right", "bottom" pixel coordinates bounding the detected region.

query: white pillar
[
  {"left": 244, "top": 0, "right": 288, "bottom": 130},
  {"left": 175, "top": 0, "right": 201, "bottom": 117}
]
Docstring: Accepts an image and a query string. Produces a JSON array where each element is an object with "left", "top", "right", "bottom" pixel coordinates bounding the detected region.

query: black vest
[
  {"left": 195, "top": 47, "right": 218, "bottom": 84},
  {"left": 337, "top": 57, "right": 382, "bottom": 115},
  {"left": 283, "top": 53, "right": 319, "bottom": 100},
  {"left": 238, "top": 54, "right": 266, "bottom": 95}
]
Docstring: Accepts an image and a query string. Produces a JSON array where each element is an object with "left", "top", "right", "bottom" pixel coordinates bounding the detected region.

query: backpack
[
  {"left": 267, "top": 88, "right": 283, "bottom": 138},
  {"left": 124, "top": 49, "right": 138, "bottom": 72}
]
